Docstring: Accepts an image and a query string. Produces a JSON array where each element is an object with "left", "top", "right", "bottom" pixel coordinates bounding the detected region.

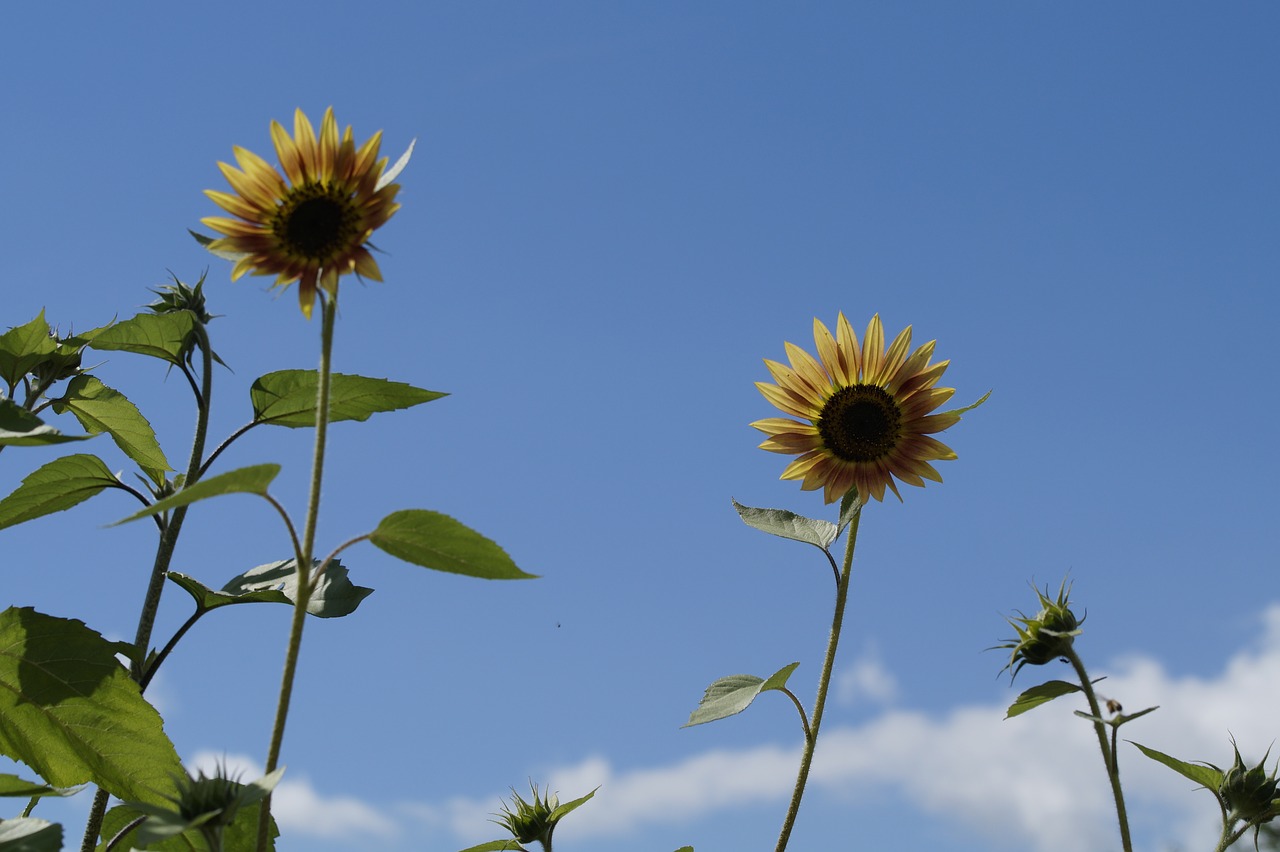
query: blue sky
[{"left": 3, "top": 3, "right": 1278, "bottom": 850}]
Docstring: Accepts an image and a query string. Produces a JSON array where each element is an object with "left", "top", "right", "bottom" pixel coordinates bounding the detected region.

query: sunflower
[
  {"left": 202, "top": 107, "right": 406, "bottom": 318},
  {"left": 751, "top": 313, "right": 961, "bottom": 504}
]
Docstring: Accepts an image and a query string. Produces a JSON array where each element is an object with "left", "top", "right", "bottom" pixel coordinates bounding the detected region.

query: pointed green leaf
[
  {"left": 221, "top": 559, "right": 373, "bottom": 618},
  {"left": 731, "top": 500, "right": 837, "bottom": 550},
  {"left": 112, "top": 464, "right": 280, "bottom": 525},
  {"left": 549, "top": 786, "right": 598, "bottom": 821},
  {"left": 1113, "top": 706, "right": 1159, "bottom": 726},
  {"left": 0, "top": 454, "right": 118, "bottom": 531},
  {"left": 456, "top": 842, "right": 526, "bottom": 852},
  {"left": 167, "top": 571, "right": 291, "bottom": 611},
  {"left": 0, "top": 608, "right": 183, "bottom": 804},
  {"left": 836, "top": 490, "right": 861, "bottom": 536},
  {"left": 250, "top": 370, "right": 446, "bottom": 428},
  {"left": 0, "top": 400, "right": 93, "bottom": 447},
  {"left": 87, "top": 311, "right": 196, "bottom": 367},
  {"left": 0, "top": 775, "right": 75, "bottom": 799},
  {"left": 1004, "top": 680, "right": 1082, "bottom": 719},
  {"left": 51, "top": 376, "right": 170, "bottom": 482},
  {"left": 0, "top": 817, "right": 62, "bottom": 852},
  {"left": 370, "top": 510, "right": 535, "bottom": 579},
  {"left": 0, "top": 312, "right": 55, "bottom": 389},
  {"left": 943, "top": 389, "right": 991, "bottom": 418},
  {"left": 684, "top": 662, "right": 801, "bottom": 727},
  {"left": 1130, "top": 741, "right": 1224, "bottom": 791}
]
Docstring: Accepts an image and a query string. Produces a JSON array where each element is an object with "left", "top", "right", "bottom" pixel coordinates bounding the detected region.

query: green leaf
[
  {"left": 0, "top": 312, "right": 55, "bottom": 390},
  {"left": 683, "top": 662, "right": 801, "bottom": 727},
  {"left": 370, "top": 510, "right": 536, "bottom": 580},
  {"left": 731, "top": 500, "right": 837, "bottom": 550},
  {"left": 1130, "top": 741, "right": 1224, "bottom": 791},
  {"left": 836, "top": 490, "right": 861, "bottom": 536},
  {"left": 167, "top": 571, "right": 291, "bottom": 611},
  {"left": 87, "top": 311, "right": 196, "bottom": 367},
  {"left": 0, "top": 454, "right": 118, "bottom": 531},
  {"left": 250, "top": 370, "right": 446, "bottom": 428},
  {"left": 456, "top": 842, "right": 526, "bottom": 852},
  {"left": 674, "top": 847, "right": 695, "bottom": 852},
  {"left": 942, "top": 389, "right": 992, "bottom": 418},
  {"left": 112, "top": 464, "right": 280, "bottom": 525},
  {"left": 0, "top": 817, "right": 62, "bottom": 852},
  {"left": 549, "top": 786, "right": 598, "bottom": 821},
  {"left": 220, "top": 559, "right": 373, "bottom": 618},
  {"left": 0, "top": 607, "right": 183, "bottom": 804},
  {"left": 0, "top": 775, "right": 74, "bottom": 799},
  {"left": 98, "top": 799, "right": 278, "bottom": 852},
  {"left": 1004, "top": 680, "right": 1082, "bottom": 719},
  {"left": 0, "top": 401, "right": 93, "bottom": 447},
  {"left": 51, "top": 376, "right": 171, "bottom": 483}
]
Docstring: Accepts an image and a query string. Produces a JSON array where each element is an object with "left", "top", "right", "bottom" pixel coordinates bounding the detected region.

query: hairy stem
[
  {"left": 257, "top": 296, "right": 337, "bottom": 850},
  {"left": 80, "top": 321, "right": 213, "bottom": 852},
  {"left": 774, "top": 509, "right": 862, "bottom": 851},
  {"left": 1065, "top": 646, "right": 1133, "bottom": 852}
]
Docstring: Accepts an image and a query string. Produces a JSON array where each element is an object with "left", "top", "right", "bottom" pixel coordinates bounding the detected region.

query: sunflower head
[
  {"left": 751, "top": 313, "right": 962, "bottom": 504},
  {"left": 201, "top": 107, "right": 408, "bottom": 318},
  {"left": 1219, "top": 740, "right": 1280, "bottom": 823}
]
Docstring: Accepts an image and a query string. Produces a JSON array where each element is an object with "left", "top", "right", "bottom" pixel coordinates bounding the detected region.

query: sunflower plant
[
  {"left": 684, "top": 313, "right": 987, "bottom": 851},
  {"left": 0, "top": 108, "right": 533, "bottom": 852}
]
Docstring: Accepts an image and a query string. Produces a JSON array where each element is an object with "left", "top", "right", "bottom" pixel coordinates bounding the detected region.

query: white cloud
[
  {"left": 188, "top": 751, "right": 399, "bottom": 841},
  {"left": 424, "top": 603, "right": 1280, "bottom": 852},
  {"left": 835, "top": 646, "right": 899, "bottom": 706}
]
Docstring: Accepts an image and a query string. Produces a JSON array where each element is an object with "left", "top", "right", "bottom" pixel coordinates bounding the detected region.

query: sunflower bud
[
  {"left": 147, "top": 272, "right": 214, "bottom": 325},
  {"left": 494, "top": 783, "right": 559, "bottom": 846},
  {"left": 996, "top": 580, "right": 1083, "bottom": 679},
  {"left": 1220, "top": 740, "right": 1280, "bottom": 822}
]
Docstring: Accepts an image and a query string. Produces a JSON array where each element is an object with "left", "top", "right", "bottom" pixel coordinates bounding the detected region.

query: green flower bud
[
  {"left": 148, "top": 271, "right": 215, "bottom": 325},
  {"left": 494, "top": 783, "right": 560, "bottom": 846},
  {"left": 996, "top": 580, "right": 1083, "bottom": 680},
  {"left": 1220, "top": 740, "right": 1280, "bottom": 822}
]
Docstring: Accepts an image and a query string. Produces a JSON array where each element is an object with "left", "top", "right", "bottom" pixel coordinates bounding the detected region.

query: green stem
[
  {"left": 256, "top": 295, "right": 338, "bottom": 850},
  {"left": 774, "top": 509, "right": 862, "bottom": 852},
  {"left": 80, "top": 322, "right": 214, "bottom": 852},
  {"left": 1064, "top": 646, "right": 1133, "bottom": 852}
]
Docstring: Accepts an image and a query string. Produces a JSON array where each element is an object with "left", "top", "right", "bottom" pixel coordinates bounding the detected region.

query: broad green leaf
[
  {"left": 51, "top": 376, "right": 170, "bottom": 483},
  {"left": 98, "top": 800, "right": 278, "bottom": 852},
  {"left": 0, "top": 775, "right": 72, "bottom": 799},
  {"left": 0, "top": 608, "right": 183, "bottom": 804},
  {"left": 250, "top": 370, "right": 446, "bottom": 428},
  {"left": 731, "top": 500, "right": 837, "bottom": 550},
  {"left": 220, "top": 559, "right": 373, "bottom": 618},
  {"left": 0, "top": 817, "right": 61, "bottom": 852},
  {"left": 0, "top": 454, "right": 118, "bottom": 531},
  {"left": 113, "top": 464, "right": 280, "bottom": 525},
  {"left": 1004, "top": 680, "right": 1082, "bottom": 719},
  {"left": 456, "top": 842, "right": 525, "bottom": 852},
  {"left": 1130, "top": 741, "right": 1224, "bottom": 791},
  {"left": 684, "top": 662, "right": 801, "bottom": 727},
  {"left": 0, "top": 401, "right": 92, "bottom": 447},
  {"left": 87, "top": 311, "right": 196, "bottom": 367},
  {"left": 370, "top": 510, "right": 535, "bottom": 580},
  {"left": 0, "top": 312, "right": 55, "bottom": 389}
]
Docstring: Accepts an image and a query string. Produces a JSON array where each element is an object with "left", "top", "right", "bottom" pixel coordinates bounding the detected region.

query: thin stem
[
  {"left": 140, "top": 608, "right": 206, "bottom": 692},
  {"left": 257, "top": 295, "right": 338, "bottom": 851},
  {"left": 1064, "top": 646, "right": 1133, "bottom": 852},
  {"left": 198, "top": 421, "right": 258, "bottom": 478},
  {"left": 778, "top": 688, "right": 812, "bottom": 741},
  {"left": 81, "top": 322, "right": 214, "bottom": 852},
  {"left": 774, "top": 509, "right": 862, "bottom": 852}
]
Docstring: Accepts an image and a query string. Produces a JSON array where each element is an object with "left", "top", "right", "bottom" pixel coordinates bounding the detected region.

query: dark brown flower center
[
  {"left": 273, "top": 183, "right": 362, "bottom": 261},
  {"left": 817, "top": 384, "right": 903, "bottom": 462}
]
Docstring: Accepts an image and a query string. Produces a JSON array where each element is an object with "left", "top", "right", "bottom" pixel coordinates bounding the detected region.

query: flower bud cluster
[{"left": 997, "top": 580, "right": 1083, "bottom": 680}]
